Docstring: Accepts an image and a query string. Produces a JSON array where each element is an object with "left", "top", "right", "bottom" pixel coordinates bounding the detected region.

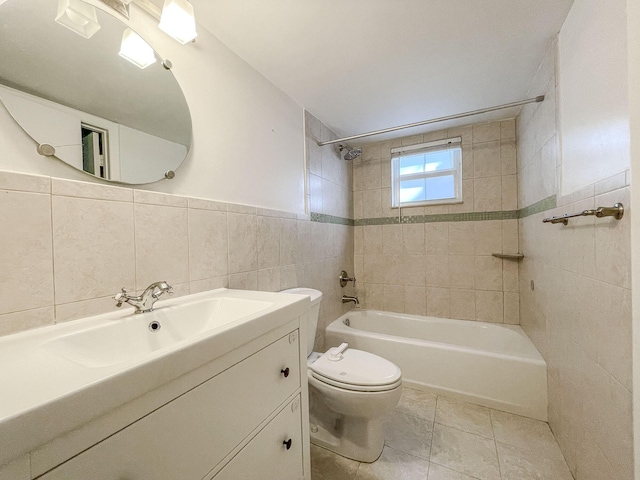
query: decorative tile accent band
[
  {"left": 310, "top": 212, "right": 355, "bottom": 226},
  {"left": 310, "top": 195, "right": 556, "bottom": 226},
  {"left": 517, "top": 195, "right": 557, "bottom": 218}
]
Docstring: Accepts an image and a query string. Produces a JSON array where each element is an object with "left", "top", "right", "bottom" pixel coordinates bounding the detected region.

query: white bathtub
[{"left": 325, "top": 310, "right": 547, "bottom": 421}]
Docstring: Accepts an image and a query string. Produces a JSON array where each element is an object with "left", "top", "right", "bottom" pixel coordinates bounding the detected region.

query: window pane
[
  {"left": 399, "top": 175, "right": 455, "bottom": 204},
  {"left": 424, "top": 150, "right": 454, "bottom": 172},
  {"left": 424, "top": 175, "right": 455, "bottom": 200},
  {"left": 399, "top": 154, "right": 425, "bottom": 175},
  {"left": 398, "top": 148, "right": 458, "bottom": 176},
  {"left": 399, "top": 178, "right": 426, "bottom": 203}
]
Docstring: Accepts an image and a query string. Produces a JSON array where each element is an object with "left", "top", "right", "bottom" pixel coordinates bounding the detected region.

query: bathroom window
[{"left": 391, "top": 137, "right": 462, "bottom": 207}]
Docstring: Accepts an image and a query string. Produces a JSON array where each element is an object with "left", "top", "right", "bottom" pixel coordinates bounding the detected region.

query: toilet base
[{"left": 308, "top": 404, "right": 384, "bottom": 463}]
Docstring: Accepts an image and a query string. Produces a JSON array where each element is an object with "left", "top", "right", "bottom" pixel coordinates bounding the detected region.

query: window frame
[{"left": 391, "top": 136, "right": 463, "bottom": 208}]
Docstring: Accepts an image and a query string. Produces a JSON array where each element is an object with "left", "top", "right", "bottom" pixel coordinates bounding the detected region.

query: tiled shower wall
[
  {"left": 517, "top": 43, "right": 633, "bottom": 479},
  {"left": 0, "top": 113, "right": 354, "bottom": 347},
  {"left": 353, "top": 121, "right": 520, "bottom": 323}
]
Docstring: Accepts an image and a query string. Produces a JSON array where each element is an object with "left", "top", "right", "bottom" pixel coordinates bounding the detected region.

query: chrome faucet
[
  {"left": 114, "top": 281, "right": 173, "bottom": 314},
  {"left": 342, "top": 295, "right": 359, "bottom": 305}
]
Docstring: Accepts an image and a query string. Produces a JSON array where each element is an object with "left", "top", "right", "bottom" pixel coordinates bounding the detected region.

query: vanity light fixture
[
  {"left": 158, "top": 0, "right": 197, "bottom": 44},
  {"left": 119, "top": 28, "right": 157, "bottom": 69},
  {"left": 55, "top": 0, "right": 101, "bottom": 39}
]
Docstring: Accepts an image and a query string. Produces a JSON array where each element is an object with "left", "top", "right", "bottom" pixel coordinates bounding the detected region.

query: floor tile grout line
[
  {"left": 488, "top": 410, "right": 504, "bottom": 480},
  {"left": 428, "top": 460, "right": 486, "bottom": 480}
]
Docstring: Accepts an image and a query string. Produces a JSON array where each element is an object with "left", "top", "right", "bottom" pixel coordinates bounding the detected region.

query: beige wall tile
[
  {"left": 0, "top": 170, "right": 50, "bottom": 193},
  {"left": 55, "top": 296, "right": 121, "bottom": 323},
  {"left": 134, "top": 203, "right": 188, "bottom": 289},
  {"left": 364, "top": 225, "right": 383, "bottom": 254},
  {"left": 403, "top": 254, "right": 426, "bottom": 286},
  {"left": 364, "top": 283, "right": 384, "bottom": 310},
  {"left": 476, "top": 290, "right": 503, "bottom": 323},
  {"left": 0, "top": 454, "right": 30, "bottom": 480},
  {"left": 474, "top": 221, "right": 502, "bottom": 255},
  {"left": 450, "top": 289, "right": 476, "bottom": 320},
  {"left": 354, "top": 226, "right": 363, "bottom": 255},
  {"left": 383, "top": 224, "right": 403, "bottom": 254},
  {"left": 257, "top": 267, "right": 281, "bottom": 292},
  {"left": 402, "top": 134, "right": 424, "bottom": 146},
  {"left": 473, "top": 176, "right": 502, "bottom": 212},
  {"left": 449, "top": 255, "right": 475, "bottom": 289},
  {"left": 426, "top": 222, "right": 449, "bottom": 255},
  {"left": 0, "top": 191, "right": 53, "bottom": 314},
  {"left": 474, "top": 256, "right": 503, "bottom": 291},
  {"left": 403, "top": 224, "right": 425, "bottom": 254},
  {"left": 383, "top": 284, "right": 404, "bottom": 313},
  {"left": 187, "top": 197, "right": 227, "bottom": 211},
  {"left": 503, "top": 292, "right": 519, "bottom": 325},
  {"left": 381, "top": 159, "right": 391, "bottom": 188},
  {"left": 228, "top": 271, "right": 258, "bottom": 290},
  {"left": 52, "top": 196, "right": 135, "bottom": 305},
  {"left": 462, "top": 149, "right": 474, "bottom": 179},
  {"left": 448, "top": 222, "right": 475, "bottom": 254},
  {"left": 595, "top": 188, "right": 630, "bottom": 289},
  {"left": 426, "top": 255, "right": 449, "bottom": 287},
  {"left": 448, "top": 125, "right": 473, "bottom": 144},
  {"left": 473, "top": 141, "right": 501, "bottom": 178},
  {"left": 227, "top": 203, "right": 257, "bottom": 215},
  {"left": 188, "top": 209, "right": 228, "bottom": 281},
  {"left": 501, "top": 175, "right": 518, "bottom": 211},
  {"left": 500, "top": 139, "right": 517, "bottom": 176},
  {"left": 190, "top": 276, "right": 228, "bottom": 294},
  {"left": 404, "top": 286, "right": 427, "bottom": 316},
  {"left": 133, "top": 190, "right": 187, "bottom": 207},
  {"left": 362, "top": 189, "right": 382, "bottom": 218},
  {"left": 360, "top": 160, "right": 382, "bottom": 190},
  {"left": 473, "top": 122, "right": 501, "bottom": 143},
  {"left": 427, "top": 287, "right": 450, "bottom": 318},
  {"left": 448, "top": 179, "right": 474, "bottom": 214},
  {"left": 502, "top": 260, "right": 519, "bottom": 292},
  {"left": 257, "top": 216, "right": 280, "bottom": 269},
  {"left": 308, "top": 173, "right": 323, "bottom": 213},
  {"left": 227, "top": 213, "right": 257, "bottom": 274},
  {"left": 53, "top": 178, "right": 132, "bottom": 202},
  {"left": 279, "top": 219, "right": 298, "bottom": 266},
  {"left": 502, "top": 220, "right": 519, "bottom": 254},
  {"left": 501, "top": 119, "right": 516, "bottom": 139},
  {"left": 0, "top": 307, "right": 54, "bottom": 337},
  {"left": 279, "top": 265, "right": 298, "bottom": 290}
]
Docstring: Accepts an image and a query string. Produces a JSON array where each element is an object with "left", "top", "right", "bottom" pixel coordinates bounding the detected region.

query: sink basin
[{"left": 42, "top": 297, "right": 273, "bottom": 368}]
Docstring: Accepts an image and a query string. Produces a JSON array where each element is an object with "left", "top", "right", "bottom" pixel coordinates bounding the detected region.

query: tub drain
[
  {"left": 148, "top": 320, "right": 161, "bottom": 332},
  {"left": 344, "top": 318, "right": 350, "bottom": 326}
]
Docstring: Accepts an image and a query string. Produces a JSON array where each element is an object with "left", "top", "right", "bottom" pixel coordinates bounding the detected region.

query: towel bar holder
[{"left": 542, "top": 203, "right": 624, "bottom": 225}]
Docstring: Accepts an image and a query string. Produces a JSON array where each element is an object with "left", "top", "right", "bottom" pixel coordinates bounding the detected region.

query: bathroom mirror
[{"left": 0, "top": 0, "right": 192, "bottom": 184}]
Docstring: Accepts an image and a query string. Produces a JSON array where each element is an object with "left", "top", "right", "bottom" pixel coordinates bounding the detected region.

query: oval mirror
[{"left": 0, "top": 0, "right": 192, "bottom": 184}]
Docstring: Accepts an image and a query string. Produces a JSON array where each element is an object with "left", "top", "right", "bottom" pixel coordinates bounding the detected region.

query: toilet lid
[{"left": 309, "top": 347, "right": 401, "bottom": 390}]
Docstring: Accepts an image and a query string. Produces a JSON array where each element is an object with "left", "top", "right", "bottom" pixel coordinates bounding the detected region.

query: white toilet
[{"left": 281, "top": 288, "right": 402, "bottom": 463}]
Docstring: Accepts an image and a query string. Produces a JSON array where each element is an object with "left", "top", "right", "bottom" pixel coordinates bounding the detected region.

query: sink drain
[{"left": 148, "top": 321, "right": 161, "bottom": 332}]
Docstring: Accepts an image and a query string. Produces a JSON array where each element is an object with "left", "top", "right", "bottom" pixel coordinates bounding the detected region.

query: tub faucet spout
[{"left": 342, "top": 295, "right": 359, "bottom": 305}]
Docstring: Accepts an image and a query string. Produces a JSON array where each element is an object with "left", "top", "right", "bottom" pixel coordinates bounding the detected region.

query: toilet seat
[{"left": 309, "top": 347, "right": 402, "bottom": 393}]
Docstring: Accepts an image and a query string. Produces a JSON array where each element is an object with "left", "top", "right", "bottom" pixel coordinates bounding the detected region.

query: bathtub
[{"left": 325, "top": 310, "right": 547, "bottom": 421}]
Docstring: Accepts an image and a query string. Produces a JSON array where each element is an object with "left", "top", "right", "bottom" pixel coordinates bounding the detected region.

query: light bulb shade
[
  {"left": 158, "top": 0, "right": 197, "bottom": 45},
  {"left": 55, "top": 0, "right": 101, "bottom": 39},
  {"left": 118, "top": 28, "right": 157, "bottom": 69}
]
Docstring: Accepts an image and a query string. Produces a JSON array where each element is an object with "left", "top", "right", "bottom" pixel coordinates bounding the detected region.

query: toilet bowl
[{"left": 281, "top": 288, "right": 402, "bottom": 463}]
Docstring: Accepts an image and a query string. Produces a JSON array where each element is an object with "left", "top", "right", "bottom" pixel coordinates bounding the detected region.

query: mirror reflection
[{"left": 0, "top": 0, "right": 192, "bottom": 184}]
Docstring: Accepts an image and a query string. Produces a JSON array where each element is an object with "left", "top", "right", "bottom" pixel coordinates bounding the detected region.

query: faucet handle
[{"left": 114, "top": 288, "right": 128, "bottom": 307}]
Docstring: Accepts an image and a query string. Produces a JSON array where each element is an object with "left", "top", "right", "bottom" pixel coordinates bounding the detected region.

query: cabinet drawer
[
  {"left": 38, "top": 331, "right": 300, "bottom": 480},
  {"left": 213, "top": 395, "right": 303, "bottom": 480}
]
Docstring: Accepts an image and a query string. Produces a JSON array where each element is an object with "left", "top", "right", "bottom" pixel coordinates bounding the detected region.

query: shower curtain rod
[{"left": 317, "top": 95, "right": 545, "bottom": 146}]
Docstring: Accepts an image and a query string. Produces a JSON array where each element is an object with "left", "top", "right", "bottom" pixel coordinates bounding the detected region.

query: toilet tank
[{"left": 280, "top": 288, "right": 323, "bottom": 356}]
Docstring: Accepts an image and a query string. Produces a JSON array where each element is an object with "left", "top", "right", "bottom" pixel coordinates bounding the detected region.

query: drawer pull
[
  {"left": 283, "top": 438, "right": 292, "bottom": 450},
  {"left": 281, "top": 367, "right": 290, "bottom": 378}
]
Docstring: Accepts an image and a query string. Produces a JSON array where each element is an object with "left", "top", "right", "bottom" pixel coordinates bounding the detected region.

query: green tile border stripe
[
  {"left": 517, "top": 195, "right": 557, "bottom": 218},
  {"left": 311, "top": 195, "right": 556, "bottom": 226},
  {"left": 310, "top": 212, "right": 355, "bottom": 226}
]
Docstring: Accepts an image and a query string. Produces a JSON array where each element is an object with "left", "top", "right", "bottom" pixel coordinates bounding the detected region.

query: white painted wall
[
  {"left": 0, "top": 2, "right": 305, "bottom": 213},
  {"left": 558, "top": 0, "right": 629, "bottom": 195}
]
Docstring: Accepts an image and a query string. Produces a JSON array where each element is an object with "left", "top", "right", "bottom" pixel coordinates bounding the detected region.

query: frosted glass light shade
[
  {"left": 55, "top": 0, "right": 101, "bottom": 39},
  {"left": 119, "top": 28, "right": 156, "bottom": 69},
  {"left": 158, "top": 0, "right": 197, "bottom": 45}
]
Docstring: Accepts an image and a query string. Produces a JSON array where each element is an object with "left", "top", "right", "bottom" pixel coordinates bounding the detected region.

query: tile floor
[{"left": 310, "top": 387, "right": 573, "bottom": 480}]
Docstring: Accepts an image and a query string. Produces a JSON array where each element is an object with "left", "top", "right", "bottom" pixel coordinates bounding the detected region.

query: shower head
[{"left": 338, "top": 145, "right": 362, "bottom": 161}]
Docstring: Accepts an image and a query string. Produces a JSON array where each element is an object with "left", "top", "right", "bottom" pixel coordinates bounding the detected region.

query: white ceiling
[{"left": 190, "top": 0, "right": 574, "bottom": 144}]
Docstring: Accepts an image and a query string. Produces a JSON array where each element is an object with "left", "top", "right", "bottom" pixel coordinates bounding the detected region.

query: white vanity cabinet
[{"left": 37, "top": 328, "right": 307, "bottom": 480}]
